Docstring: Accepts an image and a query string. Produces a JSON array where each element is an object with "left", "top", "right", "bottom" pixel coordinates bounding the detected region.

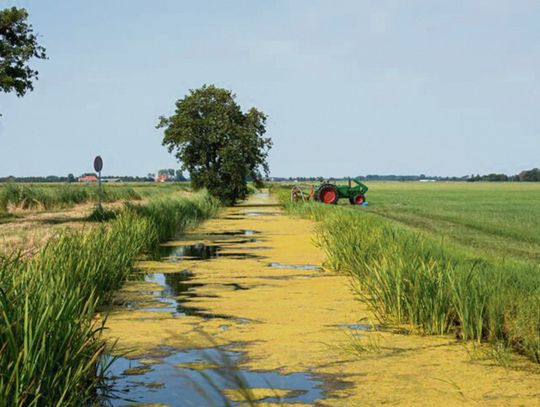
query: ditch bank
[{"left": 103, "top": 191, "right": 540, "bottom": 406}]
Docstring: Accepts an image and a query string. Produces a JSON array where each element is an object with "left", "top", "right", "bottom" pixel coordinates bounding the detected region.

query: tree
[
  {"left": 175, "top": 169, "right": 187, "bottom": 182},
  {"left": 157, "top": 85, "right": 272, "bottom": 204},
  {"left": 519, "top": 168, "right": 540, "bottom": 182},
  {"left": 67, "top": 173, "right": 75, "bottom": 183},
  {"left": 0, "top": 7, "right": 47, "bottom": 97}
]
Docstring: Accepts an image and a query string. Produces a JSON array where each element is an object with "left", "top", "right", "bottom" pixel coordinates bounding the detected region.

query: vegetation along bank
[
  {"left": 277, "top": 185, "right": 540, "bottom": 364},
  {"left": 0, "top": 191, "right": 220, "bottom": 406}
]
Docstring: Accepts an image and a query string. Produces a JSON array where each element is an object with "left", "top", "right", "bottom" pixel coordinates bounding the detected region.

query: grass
[
  {"left": 0, "top": 190, "right": 220, "bottom": 406},
  {"left": 359, "top": 182, "right": 540, "bottom": 262},
  {"left": 0, "top": 182, "right": 191, "bottom": 213},
  {"left": 273, "top": 182, "right": 540, "bottom": 364}
]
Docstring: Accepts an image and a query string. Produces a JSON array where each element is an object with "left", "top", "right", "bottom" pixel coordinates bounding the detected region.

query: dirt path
[{"left": 103, "top": 191, "right": 540, "bottom": 406}]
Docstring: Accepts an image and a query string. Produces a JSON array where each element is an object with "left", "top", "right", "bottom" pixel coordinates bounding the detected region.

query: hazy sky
[{"left": 0, "top": 0, "right": 539, "bottom": 177}]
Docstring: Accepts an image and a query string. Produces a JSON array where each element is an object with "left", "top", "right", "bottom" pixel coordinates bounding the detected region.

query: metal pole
[{"left": 98, "top": 170, "right": 102, "bottom": 210}]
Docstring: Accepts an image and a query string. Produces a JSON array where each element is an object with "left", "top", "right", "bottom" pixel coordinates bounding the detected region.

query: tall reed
[
  {"left": 280, "top": 191, "right": 540, "bottom": 363},
  {"left": 0, "top": 183, "right": 142, "bottom": 211},
  {"left": 0, "top": 191, "right": 220, "bottom": 406}
]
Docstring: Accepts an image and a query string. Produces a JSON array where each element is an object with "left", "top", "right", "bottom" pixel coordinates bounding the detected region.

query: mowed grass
[
  {"left": 362, "top": 182, "right": 540, "bottom": 262},
  {"left": 274, "top": 182, "right": 540, "bottom": 364}
]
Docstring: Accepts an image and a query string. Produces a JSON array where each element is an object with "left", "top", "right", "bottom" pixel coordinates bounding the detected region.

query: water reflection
[{"left": 106, "top": 347, "right": 324, "bottom": 406}]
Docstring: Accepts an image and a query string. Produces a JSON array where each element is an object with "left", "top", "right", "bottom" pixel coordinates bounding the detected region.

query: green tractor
[{"left": 291, "top": 177, "right": 368, "bottom": 205}]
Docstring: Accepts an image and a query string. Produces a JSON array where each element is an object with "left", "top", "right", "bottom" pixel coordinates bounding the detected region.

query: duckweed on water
[
  {"left": 0, "top": 191, "right": 220, "bottom": 406},
  {"left": 279, "top": 189, "right": 540, "bottom": 363}
]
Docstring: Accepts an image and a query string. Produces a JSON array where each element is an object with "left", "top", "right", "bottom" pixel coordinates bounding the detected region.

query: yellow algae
[
  {"left": 224, "top": 387, "right": 294, "bottom": 402},
  {"left": 122, "top": 366, "right": 152, "bottom": 376},
  {"left": 237, "top": 404, "right": 308, "bottom": 407},
  {"left": 138, "top": 358, "right": 163, "bottom": 366},
  {"left": 103, "top": 191, "right": 540, "bottom": 405},
  {"left": 174, "top": 361, "right": 221, "bottom": 370}
]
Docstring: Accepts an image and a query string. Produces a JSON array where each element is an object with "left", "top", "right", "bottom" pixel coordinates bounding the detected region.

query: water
[
  {"left": 269, "top": 262, "right": 321, "bottom": 271},
  {"left": 157, "top": 242, "right": 263, "bottom": 262},
  {"left": 336, "top": 323, "right": 380, "bottom": 331},
  {"left": 106, "top": 347, "right": 324, "bottom": 406},
  {"left": 142, "top": 271, "right": 249, "bottom": 321},
  {"left": 106, "top": 222, "right": 329, "bottom": 405}
]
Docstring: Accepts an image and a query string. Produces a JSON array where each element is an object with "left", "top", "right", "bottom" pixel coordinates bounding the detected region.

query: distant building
[
  {"left": 155, "top": 174, "right": 170, "bottom": 182},
  {"left": 78, "top": 175, "right": 98, "bottom": 182}
]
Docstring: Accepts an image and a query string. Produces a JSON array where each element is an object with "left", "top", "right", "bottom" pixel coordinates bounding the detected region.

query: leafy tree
[
  {"left": 157, "top": 85, "right": 272, "bottom": 204},
  {"left": 519, "top": 168, "right": 540, "bottom": 182},
  {"left": 175, "top": 169, "right": 187, "bottom": 181},
  {"left": 0, "top": 7, "right": 47, "bottom": 97},
  {"left": 67, "top": 173, "right": 75, "bottom": 183}
]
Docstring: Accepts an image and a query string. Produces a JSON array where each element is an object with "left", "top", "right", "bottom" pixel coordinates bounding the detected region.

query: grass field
[
  {"left": 276, "top": 181, "right": 540, "bottom": 363},
  {"left": 363, "top": 182, "right": 540, "bottom": 262}
]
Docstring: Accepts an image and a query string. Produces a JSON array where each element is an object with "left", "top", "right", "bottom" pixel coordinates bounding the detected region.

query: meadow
[
  {"left": 0, "top": 188, "right": 220, "bottom": 406},
  {"left": 364, "top": 182, "right": 540, "bottom": 263},
  {"left": 276, "top": 181, "right": 540, "bottom": 363}
]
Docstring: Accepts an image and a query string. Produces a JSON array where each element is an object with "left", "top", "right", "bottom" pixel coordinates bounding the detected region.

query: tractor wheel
[
  {"left": 351, "top": 194, "right": 365, "bottom": 205},
  {"left": 317, "top": 184, "right": 339, "bottom": 204}
]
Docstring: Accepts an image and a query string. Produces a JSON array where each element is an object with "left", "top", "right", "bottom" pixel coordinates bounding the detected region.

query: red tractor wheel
[
  {"left": 350, "top": 194, "right": 365, "bottom": 205},
  {"left": 317, "top": 184, "right": 339, "bottom": 204}
]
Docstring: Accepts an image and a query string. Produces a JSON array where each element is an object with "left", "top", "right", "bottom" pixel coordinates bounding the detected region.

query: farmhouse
[{"left": 78, "top": 175, "right": 98, "bottom": 182}]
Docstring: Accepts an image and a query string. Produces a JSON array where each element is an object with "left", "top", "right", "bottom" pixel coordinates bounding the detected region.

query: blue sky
[{"left": 0, "top": 0, "right": 539, "bottom": 177}]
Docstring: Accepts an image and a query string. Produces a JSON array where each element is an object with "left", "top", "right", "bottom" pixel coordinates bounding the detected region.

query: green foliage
[
  {"left": 0, "top": 191, "right": 220, "bottom": 406},
  {"left": 519, "top": 168, "right": 540, "bottom": 182},
  {"left": 277, "top": 186, "right": 540, "bottom": 364},
  {"left": 158, "top": 84, "right": 272, "bottom": 205},
  {"left": 0, "top": 7, "right": 47, "bottom": 97}
]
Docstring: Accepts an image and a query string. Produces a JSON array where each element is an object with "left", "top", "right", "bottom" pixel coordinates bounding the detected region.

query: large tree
[
  {"left": 158, "top": 85, "right": 272, "bottom": 204},
  {"left": 0, "top": 7, "right": 47, "bottom": 97}
]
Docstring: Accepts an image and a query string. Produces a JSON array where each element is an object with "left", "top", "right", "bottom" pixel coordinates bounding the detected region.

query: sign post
[{"left": 93, "top": 155, "right": 103, "bottom": 210}]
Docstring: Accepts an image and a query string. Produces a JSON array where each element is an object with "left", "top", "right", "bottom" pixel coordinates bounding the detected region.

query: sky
[{"left": 0, "top": 0, "right": 539, "bottom": 178}]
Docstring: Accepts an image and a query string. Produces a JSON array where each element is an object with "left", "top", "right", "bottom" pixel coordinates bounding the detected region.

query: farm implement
[{"left": 291, "top": 178, "right": 368, "bottom": 205}]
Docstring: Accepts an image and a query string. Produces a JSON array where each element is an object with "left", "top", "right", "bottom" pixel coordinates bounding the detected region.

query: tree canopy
[
  {"left": 158, "top": 85, "right": 272, "bottom": 204},
  {"left": 0, "top": 7, "right": 47, "bottom": 97}
]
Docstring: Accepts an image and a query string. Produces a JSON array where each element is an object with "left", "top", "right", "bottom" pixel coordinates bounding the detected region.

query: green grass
[
  {"left": 360, "top": 182, "right": 540, "bottom": 262},
  {"left": 0, "top": 191, "right": 220, "bottom": 406},
  {"left": 274, "top": 183, "right": 540, "bottom": 364}
]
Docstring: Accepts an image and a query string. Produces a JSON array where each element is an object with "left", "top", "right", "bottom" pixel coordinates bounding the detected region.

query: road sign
[
  {"left": 94, "top": 155, "right": 103, "bottom": 172},
  {"left": 93, "top": 155, "right": 103, "bottom": 210}
]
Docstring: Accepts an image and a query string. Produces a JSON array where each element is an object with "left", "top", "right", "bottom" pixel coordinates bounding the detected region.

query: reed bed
[
  {"left": 0, "top": 183, "right": 144, "bottom": 212},
  {"left": 0, "top": 191, "right": 220, "bottom": 406},
  {"left": 277, "top": 189, "right": 540, "bottom": 364}
]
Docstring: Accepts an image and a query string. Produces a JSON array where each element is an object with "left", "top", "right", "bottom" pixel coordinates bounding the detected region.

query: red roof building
[{"left": 78, "top": 175, "right": 98, "bottom": 182}]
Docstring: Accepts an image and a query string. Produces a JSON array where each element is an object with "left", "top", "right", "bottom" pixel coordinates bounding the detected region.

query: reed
[
  {"left": 0, "top": 183, "right": 143, "bottom": 211},
  {"left": 278, "top": 189, "right": 540, "bottom": 363},
  {"left": 0, "top": 191, "right": 220, "bottom": 406}
]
